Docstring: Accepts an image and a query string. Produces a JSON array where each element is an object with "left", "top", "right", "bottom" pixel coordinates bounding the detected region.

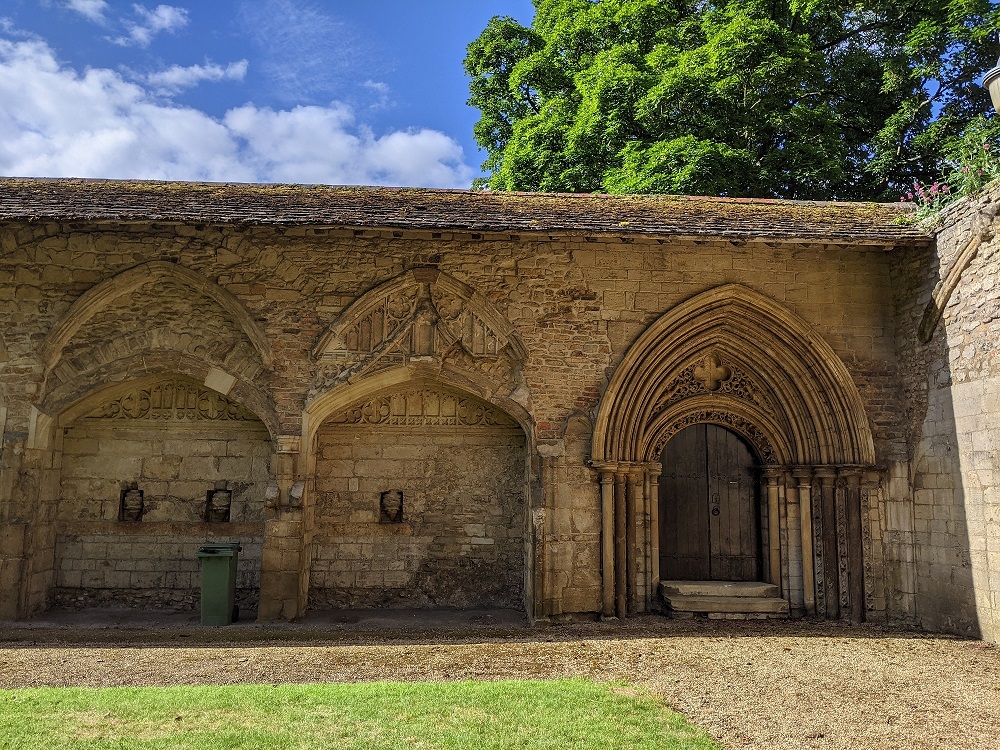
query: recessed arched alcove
[
  {"left": 50, "top": 375, "right": 272, "bottom": 613},
  {"left": 308, "top": 377, "right": 530, "bottom": 613}
]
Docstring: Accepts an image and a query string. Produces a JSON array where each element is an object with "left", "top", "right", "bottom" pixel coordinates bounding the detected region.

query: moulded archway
[
  {"left": 307, "top": 374, "right": 531, "bottom": 614},
  {"left": 49, "top": 374, "right": 273, "bottom": 613},
  {"left": 593, "top": 284, "right": 874, "bottom": 467},
  {"left": 591, "top": 284, "right": 876, "bottom": 622}
]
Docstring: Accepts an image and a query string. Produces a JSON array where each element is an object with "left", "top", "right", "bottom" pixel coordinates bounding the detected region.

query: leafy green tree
[{"left": 464, "top": 0, "right": 1000, "bottom": 199}]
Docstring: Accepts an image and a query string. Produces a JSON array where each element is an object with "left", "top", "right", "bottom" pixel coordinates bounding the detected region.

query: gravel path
[{"left": 1, "top": 616, "right": 998, "bottom": 750}]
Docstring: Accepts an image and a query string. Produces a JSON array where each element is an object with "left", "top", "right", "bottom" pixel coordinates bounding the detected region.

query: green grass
[{"left": 0, "top": 679, "right": 722, "bottom": 750}]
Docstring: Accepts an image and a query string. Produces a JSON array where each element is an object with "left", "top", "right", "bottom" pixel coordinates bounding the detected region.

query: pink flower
[{"left": 907, "top": 192, "right": 914, "bottom": 200}]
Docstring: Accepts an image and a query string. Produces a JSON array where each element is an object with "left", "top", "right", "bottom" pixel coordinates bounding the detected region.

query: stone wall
[
  {"left": 0, "top": 216, "right": 917, "bottom": 623},
  {"left": 893, "top": 186, "right": 1000, "bottom": 640},
  {"left": 51, "top": 535, "right": 263, "bottom": 611},
  {"left": 310, "top": 386, "right": 527, "bottom": 609},
  {"left": 51, "top": 378, "right": 271, "bottom": 611}
]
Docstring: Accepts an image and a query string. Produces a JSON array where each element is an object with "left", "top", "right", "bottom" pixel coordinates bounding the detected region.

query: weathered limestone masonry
[
  {"left": 0, "top": 177, "right": 991, "bottom": 640},
  {"left": 894, "top": 183, "right": 1000, "bottom": 641}
]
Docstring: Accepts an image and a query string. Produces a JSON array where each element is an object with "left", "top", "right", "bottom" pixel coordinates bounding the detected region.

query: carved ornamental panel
[
  {"left": 653, "top": 352, "right": 776, "bottom": 416},
  {"left": 652, "top": 409, "right": 778, "bottom": 464},
  {"left": 86, "top": 379, "right": 259, "bottom": 422},
  {"left": 311, "top": 270, "right": 526, "bottom": 398},
  {"left": 327, "top": 388, "right": 519, "bottom": 429}
]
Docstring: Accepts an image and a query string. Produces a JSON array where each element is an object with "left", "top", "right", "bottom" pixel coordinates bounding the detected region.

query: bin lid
[{"left": 197, "top": 542, "right": 241, "bottom": 556}]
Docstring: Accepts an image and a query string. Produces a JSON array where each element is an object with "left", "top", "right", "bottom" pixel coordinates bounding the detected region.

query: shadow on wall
[{"left": 903, "top": 193, "right": 1000, "bottom": 641}]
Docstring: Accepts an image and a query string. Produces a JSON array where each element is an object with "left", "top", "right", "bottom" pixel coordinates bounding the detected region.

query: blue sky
[{"left": 0, "top": 1, "right": 536, "bottom": 187}]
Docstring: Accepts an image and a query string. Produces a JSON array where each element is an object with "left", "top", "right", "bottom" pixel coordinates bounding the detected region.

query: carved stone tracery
[
  {"left": 328, "top": 388, "right": 519, "bottom": 429},
  {"left": 653, "top": 351, "right": 776, "bottom": 417},
  {"left": 311, "top": 270, "right": 526, "bottom": 400},
  {"left": 651, "top": 409, "right": 777, "bottom": 464},
  {"left": 87, "top": 379, "right": 259, "bottom": 422}
]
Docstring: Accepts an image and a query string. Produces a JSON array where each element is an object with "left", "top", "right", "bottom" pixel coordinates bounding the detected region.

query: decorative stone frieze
[
  {"left": 326, "top": 388, "right": 519, "bottom": 429},
  {"left": 85, "top": 379, "right": 259, "bottom": 422}
]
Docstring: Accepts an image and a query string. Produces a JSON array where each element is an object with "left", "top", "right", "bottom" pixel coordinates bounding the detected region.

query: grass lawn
[{"left": 1, "top": 678, "right": 722, "bottom": 749}]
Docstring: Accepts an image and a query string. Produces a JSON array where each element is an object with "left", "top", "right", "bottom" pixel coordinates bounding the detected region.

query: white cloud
[
  {"left": 64, "top": 0, "right": 110, "bottom": 23},
  {"left": 113, "top": 4, "right": 189, "bottom": 47},
  {"left": 0, "top": 37, "right": 474, "bottom": 188},
  {"left": 362, "top": 80, "right": 391, "bottom": 110},
  {"left": 144, "top": 60, "right": 248, "bottom": 94},
  {"left": 238, "top": 0, "right": 381, "bottom": 103}
]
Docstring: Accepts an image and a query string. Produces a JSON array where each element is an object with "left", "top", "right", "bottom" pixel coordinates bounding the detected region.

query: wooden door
[{"left": 659, "top": 424, "right": 760, "bottom": 581}]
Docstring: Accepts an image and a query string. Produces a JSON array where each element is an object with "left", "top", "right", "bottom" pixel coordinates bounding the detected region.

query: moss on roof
[{"left": 0, "top": 177, "right": 930, "bottom": 246}]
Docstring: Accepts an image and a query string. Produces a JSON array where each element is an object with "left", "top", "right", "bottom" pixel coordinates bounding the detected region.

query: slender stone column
[
  {"left": 793, "top": 467, "right": 816, "bottom": 617},
  {"left": 614, "top": 471, "right": 627, "bottom": 618},
  {"left": 844, "top": 469, "right": 866, "bottom": 623},
  {"left": 647, "top": 463, "right": 662, "bottom": 605},
  {"left": 599, "top": 468, "right": 616, "bottom": 617},
  {"left": 539, "top": 455, "right": 556, "bottom": 619},
  {"left": 784, "top": 469, "right": 804, "bottom": 617},
  {"left": 627, "top": 468, "right": 644, "bottom": 615},
  {"left": 815, "top": 467, "right": 839, "bottom": 619},
  {"left": 763, "top": 468, "right": 782, "bottom": 593}
]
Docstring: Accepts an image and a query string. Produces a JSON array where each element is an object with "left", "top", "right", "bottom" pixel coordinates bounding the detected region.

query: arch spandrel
[
  {"left": 41, "top": 261, "right": 273, "bottom": 374},
  {"left": 593, "top": 284, "right": 875, "bottom": 467},
  {"left": 308, "top": 268, "right": 528, "bottom": 417}
]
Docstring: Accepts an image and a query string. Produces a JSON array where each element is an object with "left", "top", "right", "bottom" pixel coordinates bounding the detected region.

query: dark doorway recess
[{"left": 659, "top": 424, "right": 761, "bottom": 581}]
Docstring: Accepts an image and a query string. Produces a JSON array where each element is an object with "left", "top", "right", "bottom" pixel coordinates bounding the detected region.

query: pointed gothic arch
[
  {"left": 591, "top": 284, "right": 876, "bottom": 623},
  {"left": 593, "top": 283, "right": 874, "bottom": 467},
  {"left": 40, "top": 260, "right": 272, "bottom": 374}
]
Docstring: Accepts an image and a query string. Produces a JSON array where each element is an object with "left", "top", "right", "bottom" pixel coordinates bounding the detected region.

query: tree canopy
[{"left": 464, "top": 0, "right": 1000, "bottom": 200}]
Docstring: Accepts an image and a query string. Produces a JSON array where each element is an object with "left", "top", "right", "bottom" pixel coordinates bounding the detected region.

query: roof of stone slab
[{"left": 0, "top": 177, "right": 931, "bottom": 245}]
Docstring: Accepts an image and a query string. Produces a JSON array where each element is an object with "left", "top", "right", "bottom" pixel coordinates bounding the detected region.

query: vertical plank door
[
  {"left": 660, "top": 424, "right": 760, "bottom": 581},
  {"left": 707, "top": 425, "right": 759, "bottom": 580},
  {"left": 659, "top": 424, "right": 710, "bottom": 580}
]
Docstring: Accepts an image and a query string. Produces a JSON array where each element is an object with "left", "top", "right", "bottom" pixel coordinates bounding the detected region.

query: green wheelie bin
[{"left": 197, "top": 543, "right": 241, "bottom": 626}]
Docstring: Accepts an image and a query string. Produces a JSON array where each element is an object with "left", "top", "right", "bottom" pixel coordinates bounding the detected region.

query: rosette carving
[{"left": 87, "top": 379, "right": 258, "bottom": 422}]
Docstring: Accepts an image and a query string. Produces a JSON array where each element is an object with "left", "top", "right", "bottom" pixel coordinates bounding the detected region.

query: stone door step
[
  {"left": 660, "top": 580, "right": 780, "bottom": 598},
  {"left": 660, "top": 580, "right": 789, "bottom": 619}
]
